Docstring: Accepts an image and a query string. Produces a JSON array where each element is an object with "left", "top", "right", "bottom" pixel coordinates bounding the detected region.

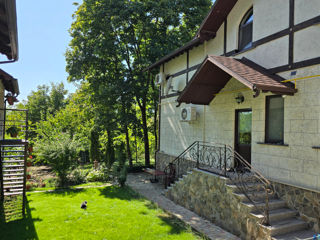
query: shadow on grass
[
  {"left": 43, "top": 188, "right": 84, "bottom": 196},
  {"left": 0, "top": 199, "right": 40, "bottom": 240},
  {"left": 158, "top": 214, "right": 188, "bottom": 235},
  {"left": 98, "top": 185, "right": 142, "bottom": 201}
]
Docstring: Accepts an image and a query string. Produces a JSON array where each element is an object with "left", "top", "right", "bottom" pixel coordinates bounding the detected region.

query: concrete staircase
[
  {"left": 165, "top": 169, "right": 316, "bottom": 240},
  {"left": 227, "top": 179, "right": 315, "bottom": 239}
]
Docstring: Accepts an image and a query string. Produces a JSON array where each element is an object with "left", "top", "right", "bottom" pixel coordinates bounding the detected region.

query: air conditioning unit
[
  {"left": 155, "top": 73, "right": 166, "bottom": 86},
  {"left": 180, "top": 107, "right": 197, "bottom": 122},
  {"left": 165, "top": 76, "right": 173, "bottom": 95}
]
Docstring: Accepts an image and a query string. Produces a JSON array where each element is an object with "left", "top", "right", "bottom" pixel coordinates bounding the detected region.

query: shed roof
[
  {"left": 0, "top": 68, "right": 19, "bottom": 95},
  {"left": 0, "top": 0, "right": 18, "bottom": 60},
  {"left": 177, "top": 55, "right": 296, "bottom": 105}
]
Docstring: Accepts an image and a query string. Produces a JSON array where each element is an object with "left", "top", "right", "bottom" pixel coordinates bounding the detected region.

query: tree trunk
[
  {"left": 139, "top": 102, "right": 150, "bottom": 167},
  {"left": 124, "top": 124, "right": 133, "bottom": 167}
]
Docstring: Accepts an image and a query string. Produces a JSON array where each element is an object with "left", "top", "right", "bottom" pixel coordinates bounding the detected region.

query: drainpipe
[{"left": 202, "top": 105, "right": 206, "bottom": 143}]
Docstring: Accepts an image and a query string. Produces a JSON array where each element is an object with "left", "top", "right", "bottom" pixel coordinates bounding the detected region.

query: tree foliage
[{"left": 66, "top": 0, "right": 211, "bottom": 165}]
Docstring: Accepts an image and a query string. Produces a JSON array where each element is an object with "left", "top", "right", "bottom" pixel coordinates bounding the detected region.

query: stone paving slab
[{"left": 127, "top": 173, "right": 240, "bottom": 240}]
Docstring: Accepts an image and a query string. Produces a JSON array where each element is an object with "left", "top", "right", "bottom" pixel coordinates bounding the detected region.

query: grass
[
  {"left": 0, "top": 186, "right": 203, "bottom": 240},
  {"left": 31, "top": 181, "right": 108, "bottom": 192}
]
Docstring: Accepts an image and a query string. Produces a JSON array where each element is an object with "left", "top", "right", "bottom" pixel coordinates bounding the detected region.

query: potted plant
[
  {"left": 26, "top": 172, "right": 31, "bottom": 179},
  {"left": 26, "top": 183, "right": 32, "bottom": 191},
  {"left": 28, "top": 143, "right": 34, "bottom": 153},
  {"left": 6, "top": 126, "right": 19, "bottom": 138},
  {"left": 27, "top": 161, "right": 32, "bottom": 167}
]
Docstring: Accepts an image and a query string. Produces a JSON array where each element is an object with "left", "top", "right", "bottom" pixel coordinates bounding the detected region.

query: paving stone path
[{"left": 127, "top": 173, "right": 240, "bottom": 240}]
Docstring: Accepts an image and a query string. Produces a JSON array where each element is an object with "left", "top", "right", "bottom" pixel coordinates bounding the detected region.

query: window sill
[
  {"left": 312, "top": 146, "right": 320, "bottom": 149},
  {"left": 256, "top": 142, "right": 289, "bottom": 147}
]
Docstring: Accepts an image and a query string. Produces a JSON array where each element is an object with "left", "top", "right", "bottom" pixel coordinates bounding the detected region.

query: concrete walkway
[{"left": 127, "top": 173, "right": 240, "bottom": 240}]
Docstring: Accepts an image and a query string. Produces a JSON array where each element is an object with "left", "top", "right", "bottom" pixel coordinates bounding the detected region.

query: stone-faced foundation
[{"left": 165, "top": 168, "right": 269, "bottom": 239}]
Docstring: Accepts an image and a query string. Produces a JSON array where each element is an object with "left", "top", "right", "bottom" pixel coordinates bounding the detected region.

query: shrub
[
  {"left": 35, "top": 133, "right": 79, "bottom": 186},
  {"left": 69, "top": 168, "right": 88, "bottom": 184},
  {"left": 111, "top": 143, "right": 127, "bottom": 187},
  {"left": 44, "top": 178, "right": 58, "bottom": 188},
  {"left": 86, "top": 169, "right": 104, "bottom": 182}
]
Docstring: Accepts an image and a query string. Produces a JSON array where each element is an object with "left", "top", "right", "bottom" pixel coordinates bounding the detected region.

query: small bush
[
  {"left": 69, "top": 168, "right": 88, "bottom": 184},
  {"left": 44, "top": 178, "right": 58, "bottom": 188},
  {"left": 35, "top": 133, "right": 80, "bottom": 186},
  {"left": 86, "top": 169, "right": 105, "bottom": 182},
  {"left": 111, "top": 143, "right": 127, "bottom": 187}
]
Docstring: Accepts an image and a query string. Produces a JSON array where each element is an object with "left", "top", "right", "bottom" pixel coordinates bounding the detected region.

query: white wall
[
  {"left": 295, "top": 0, "right": 320, "bottom": 24},
  {"left": 158, "top": 0, "right": 320, "bottom": 191},
  {"left": 294, "top": 25, "right": 320, "bottom": 62},
  {"left": 253, "top": 0, "right": 289, "bottom": 40}
]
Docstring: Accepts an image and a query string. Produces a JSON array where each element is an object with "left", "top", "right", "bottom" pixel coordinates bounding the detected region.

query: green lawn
[{"left": 0, "top": 186, "right": 202, "bottom": 240}]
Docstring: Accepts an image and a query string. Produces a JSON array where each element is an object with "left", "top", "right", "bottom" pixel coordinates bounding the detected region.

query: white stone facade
[{"left": 157, "top": 0, "right": 320, "bottom": 192}]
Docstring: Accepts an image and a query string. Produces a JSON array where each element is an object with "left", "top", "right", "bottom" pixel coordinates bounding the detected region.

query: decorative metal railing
[{"left": 163, "top": 141, "right": 273, "bottom": 226}]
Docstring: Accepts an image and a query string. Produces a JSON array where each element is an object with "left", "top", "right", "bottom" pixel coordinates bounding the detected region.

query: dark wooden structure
[{"left": 0, "top": 108, "right": 28, "bottom": 222}]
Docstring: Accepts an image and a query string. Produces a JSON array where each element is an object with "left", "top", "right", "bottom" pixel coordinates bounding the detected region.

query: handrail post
[
  {"left": 196, "top": 142, "right": 199, "bottom": 169},
  {"left": 224, "top": 145, "right": 227, "bottom": 177},
  {"left": 265, "top": 187, "right": 270, "bottom": 226}
]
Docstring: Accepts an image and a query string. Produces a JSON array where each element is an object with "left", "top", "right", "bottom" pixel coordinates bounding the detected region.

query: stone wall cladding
[
  {"left": 156, "top": 151, "right": 175, "bottom": 172},
  {"left": 166, "top": 169, "right": 269, "bottom": 240},
  {"left": 272, "top": 181, "right": 320, "bottom": 232}
]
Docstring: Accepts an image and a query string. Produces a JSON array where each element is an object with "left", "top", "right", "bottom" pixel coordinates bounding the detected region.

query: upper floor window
[{"left": 239, "top": 8, "right": 253, "bottom": 51}]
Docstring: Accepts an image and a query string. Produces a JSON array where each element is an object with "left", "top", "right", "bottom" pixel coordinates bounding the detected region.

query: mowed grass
[{"left": 0, "top": 186, "right": 202, "bottom": 240}]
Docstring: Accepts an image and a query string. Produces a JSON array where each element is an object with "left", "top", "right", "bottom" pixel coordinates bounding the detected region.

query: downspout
[
  {"left": 155, "top": 64, "right": 164, "bottom": 170},
  {"left": 202, "top": 105, "right": 206, "bottom": 143}
]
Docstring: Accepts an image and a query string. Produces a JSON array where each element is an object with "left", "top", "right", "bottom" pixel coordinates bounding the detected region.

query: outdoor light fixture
[{"left": 235, "top": 93, "right": 244, "bottom": 104}]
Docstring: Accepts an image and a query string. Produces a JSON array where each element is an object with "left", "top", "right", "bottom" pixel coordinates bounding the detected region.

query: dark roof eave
[
  {"left": 0, "top": 68, "right": 19, "bottom": 95},
  {"left": 6, "top": 0, "right": 18, "bottom": 60},
  {"left": 146, "top": 0, "right": 239, "bottom": 72},
  {"left": 145, "top": 38, "right": 203, "bottom": 71},
  {"left": 0, "top": 0, "right": 18, "bottom": 61}
]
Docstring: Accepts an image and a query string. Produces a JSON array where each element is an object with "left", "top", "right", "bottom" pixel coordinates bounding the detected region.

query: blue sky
[{"left": 1, "top": 1, "right": 81, "bottom": 101}]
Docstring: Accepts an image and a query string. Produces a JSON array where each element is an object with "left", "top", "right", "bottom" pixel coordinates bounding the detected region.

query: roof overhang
[
  {"left": 0, "top": 0, "right": 18, "bottom": 61},
  {"left": 0, "top": 68, "right": 19, "bottom": 95},
  {"left": 146, "top": 0, "right": 238, "bottom": 71},
  {"left": 195, "top": 0, "right": 238, "bottom": 40},
  {"left": 177, "top": 55, "right": 297, "bottom": 105}
]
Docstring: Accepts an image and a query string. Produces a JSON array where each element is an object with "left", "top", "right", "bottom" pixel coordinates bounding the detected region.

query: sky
[{"left": 1, "top": 1, "right": 82, "bottom": 101}]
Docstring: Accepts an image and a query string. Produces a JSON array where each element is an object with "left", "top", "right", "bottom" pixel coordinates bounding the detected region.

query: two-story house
[{"left": 147, "top": 0, "right": 320, "bottom": 239}]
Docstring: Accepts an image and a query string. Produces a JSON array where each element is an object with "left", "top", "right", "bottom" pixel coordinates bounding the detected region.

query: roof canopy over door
[{"left": 177, "top": 55, "right": 297, "bottom": 105}]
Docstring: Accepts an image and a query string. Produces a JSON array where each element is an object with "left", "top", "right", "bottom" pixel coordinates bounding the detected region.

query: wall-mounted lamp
[
  {"left": 5, "top": 93, "right": 18, "bottom": 105},
  {"left": 235, "top": 93, "right": 244, "bottom": 104}
]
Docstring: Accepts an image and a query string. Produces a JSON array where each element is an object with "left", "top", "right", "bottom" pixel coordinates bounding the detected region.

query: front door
[{"left": 235, "top": 109, "right": 252, "bottom": 164}]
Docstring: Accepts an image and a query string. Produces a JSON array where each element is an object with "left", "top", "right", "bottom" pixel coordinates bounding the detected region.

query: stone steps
[
  {"left": 251, "top": 208, "right": 298, "bottom": 223},
  {"left": 272, "top": 230, "right": 317, "bottom": 240},
  {"left": 262, "top": 219, "right": 309, "bottom": 237},
  {"left": 242, "top": 198, "right": 287, "bottom": 211},
  {"left": 227, "top": 182, "right": 264, "bottom": 192},
  {"left": 165, "top": 170, "right": 194, "bottom": 191},
  {"left": 236, "top": 183, "right": 311, "bottom": 238},
  {"left": 233, "top": 190, "right": 273, "bottom": 202}
]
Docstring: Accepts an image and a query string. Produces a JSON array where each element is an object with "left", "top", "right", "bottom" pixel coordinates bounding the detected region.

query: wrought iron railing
[{"left": 163, "top": 141, "right": 273, "bottom": 226}]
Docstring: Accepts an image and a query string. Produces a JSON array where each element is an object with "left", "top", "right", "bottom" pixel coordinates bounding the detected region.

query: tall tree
[{"left": 66, "top": 0, "right": 212, "bottom": 166}]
